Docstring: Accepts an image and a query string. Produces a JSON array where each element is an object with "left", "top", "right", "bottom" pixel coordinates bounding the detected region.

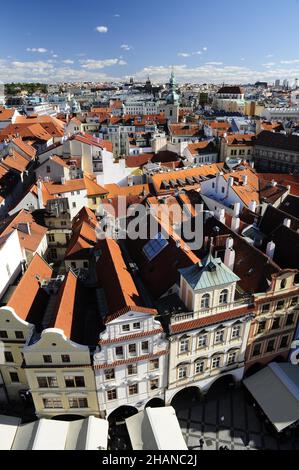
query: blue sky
[{"left": 1, "top": 0, "right": 299, "bottom": 83}]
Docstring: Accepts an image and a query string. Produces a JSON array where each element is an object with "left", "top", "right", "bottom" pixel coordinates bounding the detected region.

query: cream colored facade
[
  {"left": 0, "top": 307, "right": 34, "bottom": 402},
  {"left": 165, "top": 258, "right": 253, "bottom": 403},
  {"left": 23, "top": 329, "right": 100, "bottom": 419}
]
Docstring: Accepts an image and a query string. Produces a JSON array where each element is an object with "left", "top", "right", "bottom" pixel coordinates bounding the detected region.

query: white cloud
[
  {"left": 240, "top": 58, "right": 245, "bottom": 61},
  {"left": 114, "top": 14, "right": 120, "bottom": 17},
  {"left": 81, "top": 58, "right": 126, "bottom": 69},
  {"left": 266, "top": 54, "right": 274, "bottom": 58},
  {"left": 52, "top": 54, "right": 59, "bottom": 58},
  {"left": 280, "top": 59, "right": 299, "bottom": 64},
  {"left": 206, "top": 61, "right": 223, "bottom": 66},
  {"left": 262, "top": 62, "right": 276, "bottom": 67},
  {"left": 26, "top": 48, "right": 48, "bottom": 53},
  {"left": 63, "top": 59, "right": 74, "bottom": 64},
  {"left": 203, "top": 47, "right": 208, "bottom": 51},
  {"left": 96, "top": 26, "right": 108, "bottom": 33},
  {"left": 193, "top": 51, "right": 202, "bottom": 55},
  {"left": 178, "top": 52, "right": 191, "bottom": 58},
  {"left": 121, "top": 44, "right": 133, "bottom": 51}
]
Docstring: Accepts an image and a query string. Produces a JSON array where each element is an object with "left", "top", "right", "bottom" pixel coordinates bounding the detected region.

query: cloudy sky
[{"left": 1, "top": 0, "right": 299, "bottom": 84}]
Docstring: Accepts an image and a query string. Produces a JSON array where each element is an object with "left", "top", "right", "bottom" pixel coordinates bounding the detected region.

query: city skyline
[{"left": 1, "top": 0, "right": 299, "bottom": 84}]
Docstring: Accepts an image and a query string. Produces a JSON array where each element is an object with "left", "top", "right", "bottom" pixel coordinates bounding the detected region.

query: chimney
[
  {"left": 242, "top": 174, "right": 248, "bottom": 186},
  {"left": 271, "top": 180, "right": 277, "bottom": 187},
  {"left": 226, "top": 176, "right": 234, "bottom": 198},
  {"left": 233, "top": 202, "right": 241, "bottom": 218},
  {"left": 224, "top": 238, "right": 235, "bottom": 271},
  {"left": 283, "top": 218, "right": 291, "bottom": 228},
  {"left": 231, "top": 216, "right": 240, "bottom": 233},
  {"left": 250, "top": 161, "right": 255, "bottom": 169},
  {"left": 216, "top": 208, "right": 226, "bottom": 224},
  {"left": 266, "top": 241, "right": 276, "bottom": 260},
  {"left": 249, "top": 200, "right": 257, "bottom": 213},
  {"left": 37, "top": 180, "right": 45, "bottom": 209}
]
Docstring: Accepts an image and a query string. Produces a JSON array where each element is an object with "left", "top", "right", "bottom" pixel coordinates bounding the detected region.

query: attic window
[{"left": 280, "top": 279, "right": 287, "bottom": 289}]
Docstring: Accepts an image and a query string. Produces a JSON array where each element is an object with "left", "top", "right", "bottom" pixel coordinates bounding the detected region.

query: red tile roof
[{"left": 7, "top": 254, "right": 53, "bottom": 324}]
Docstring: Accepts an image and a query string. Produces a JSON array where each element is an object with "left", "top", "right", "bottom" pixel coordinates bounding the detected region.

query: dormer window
[
  {"left": 201, "top": 294, "right": 210, "bottom": 309},
  {"left": 219, "top": 289, "right": 229, "bottom": 305},
  {"left": 280, "top": 279, "right": 287, "bottom": 289}
]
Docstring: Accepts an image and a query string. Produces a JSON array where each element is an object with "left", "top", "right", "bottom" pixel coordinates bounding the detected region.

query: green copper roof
[{"left": 179, "top": 254, "right": 240, "bottom": 291}]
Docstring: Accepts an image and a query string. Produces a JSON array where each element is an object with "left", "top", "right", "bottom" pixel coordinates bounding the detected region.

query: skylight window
[{"left": 143, "top": 233, "right": 169, "bottom": 261}]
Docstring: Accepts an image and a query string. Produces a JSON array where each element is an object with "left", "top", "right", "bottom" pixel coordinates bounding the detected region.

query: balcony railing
[{"left": 170, "top": 298, "right": 253, "bottom": 324}]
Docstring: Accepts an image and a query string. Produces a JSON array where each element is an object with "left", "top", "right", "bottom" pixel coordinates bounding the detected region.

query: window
[
  {"left": 262, "top": 304, "right": 270, "bottom": 313},
  {"left": 271, "top": 318, "right": 281, "bottom": 330},
  {"left": 179, "top": 339, "right": 189, "bottom": 353},
  {"left": 46, "top": 166, "right": 51, "bottom": 173},
  {"left": 227, "top": 352, "right": 237, "bottom": 365},
  {"left": 257, "top": 321, "right": 266, "bottom": 334},
  {"left": 49, "top": 249, "right": 57, "bottom": 259},
  {"left": 211, "top": 356, "right": 221, "bottom": 369},
  {"left": 280, "top": 336, "right": 289, "bottom": 349},
  {"left": 290, "top": 297, "right": 298, "bottom": 307},
  {"left": 71, "top": 192, "right": 75, "bottom": 196},
  {"left": 104, "top": 369, "right": 115, "bottom": 380},
  {"left": 128, "top": 384, "right": 138, "bottom": 396},
  {"left": 266, "top": 339, "right": 275, "bottom": 353},
  {"left": 195, "top": 361, "right": 205, "bottom": 374},
  {"left": 219, "top": 289, "right": 229, "bottom": 305},
  {"left": 133, "top": 322, "right": 141, "bottom": 330},
  {"left": 107, "top": 389, "right": 117, "bottom": 401},
  {"left": 178, "top": 366, "right": 188, "bottom": 379},
  {"left": 129, "top": 344, "right": 137, "bottom": 356},
  {"left": 221, "top": 187, "right": 225, "bottom": 194},
  {"left": 276, "top": 300, "right": 285, "bottom": 310},
  {"left": 48, "top": 234, "right": 55, "bottom": 243},
  {"left": 72, "top": 202, "right": 76, "bottom": 208},
  {"left": 61, "top": 221, "right": 67, "bottom": 226},
  {"left": 141, "top": 341, "right": 149, "bottom": 353},
  {"left": 252, "top": 343, "right": 262, "bottom": 357},
  {"left": 4, "top": 351, "right": 14, "bottom": 363},
  {"left": 61, "top": 355, "right": 70, "bottom": 363},
  {"left": 286, "top": 313, "right": 295, "bottom": 326},
  {"left": 83, "top": 262, "right": 89, "bottom": 269},
  {"left": 143, "top": 233, "right": 169, "bottom": 261},
  {"left": 92, "top": 197, "right": 97, "bottom": 205},
  {"left": 15, "top": 331, "right": 24, "bottom": 339},
  {"left": 215, "top": 330, "right": 224, "bottom": 344},
  {"left": 127, "top": 364, "right": 137, "bottom": 376},
  {"left": 280, "top": 279, "right": 287, "bottom": 289},
  {"left": 149, "top": 359, "right": 159, "bottom": 371},
  {"left": 198, "top": 334, "right": 208, "bottom": 349},
  {"left": 0, "top": 331, "right": 8, "bottom": 339},
  {"left": 122, "top": 324, "right": 130, "bottom": 333},
  {"left": 201, "top": 294, "right": 210, "bottom": 309},
  {"left": 115, "top": 346, "right": 123, "bottom": 357},
  {"left": 6, "top": 264, "right": 11, "bottom": 277},
  {"left": 231, "top": 325, "right": 241, "bottom": 339},
  {"left": 43, "top": 355, "right": 52, "bottom": 364},
  {"left": 43, "top": 398, "right": 62, "bottom": 409},
  {"left": 150, "top": 379, "right": 159, "bottom": 390},
  {"left": 37, "top": 376, "right": 58, "bottom": 388},
  {"left": 69, "top": 397, "right": 88, "bottom": 409},
  {"left": 64, "top": 376, "right": 85, "bottom": 388},
  {"left": 10, "top": 372, "right": 19, "bottom": 383}
]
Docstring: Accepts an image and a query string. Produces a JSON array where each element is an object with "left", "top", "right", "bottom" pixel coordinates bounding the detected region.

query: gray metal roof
[{"left": 179, "top": 254, "right": 240, "bottom": 290}]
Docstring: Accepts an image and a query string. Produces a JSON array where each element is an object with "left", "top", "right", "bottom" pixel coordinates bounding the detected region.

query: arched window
[
  {"left": 219, "top": 289, "right": 229, "bottom": 305},
  {"left": 201, "top": 294, "right": 210, "bottom": 309}
]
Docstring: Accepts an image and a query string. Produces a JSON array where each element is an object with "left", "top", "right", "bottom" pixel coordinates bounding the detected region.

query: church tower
[{"left": 165, "top": 70, "right": 180, "bottom": 123}]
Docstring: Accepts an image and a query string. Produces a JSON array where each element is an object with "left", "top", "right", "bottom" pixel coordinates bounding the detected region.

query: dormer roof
[{"left": 179, "top": 254, "right": 240, "bottom": 291}]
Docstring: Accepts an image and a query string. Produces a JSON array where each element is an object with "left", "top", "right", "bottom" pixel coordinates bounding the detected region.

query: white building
[
  {"left": 93, "top": 307, "right": 169, "bottom": 418},
  {"left": 165, "top": 250, "right": 253, "bottom": 403},
  {"left": 0, "top": 229, "right": 24, "bottom": 299}
]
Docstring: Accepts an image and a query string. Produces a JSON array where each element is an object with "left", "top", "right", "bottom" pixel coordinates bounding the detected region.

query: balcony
[{"left": 171, "top": 298, "right": 253, "bottom": 324}]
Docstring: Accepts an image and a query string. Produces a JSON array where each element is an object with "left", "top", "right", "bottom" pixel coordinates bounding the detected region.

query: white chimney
[
  {"left": 266, "top": 241, "right": 276, "bottom": 260},
  {"left": 233, "top": 203, "right": 241, "bottom": 218},
  {"left": 231, "top": 216, "right": 240, "bottom": 233},
  {"left": 228, "top": 177, "right": 234, "bottom": 188},
  {"left": 242, "top": 174, "right": 248, "bottom": 186},
  {"left": 249, "top": 200, "right": 257, "bottom": 213},
  {"left": 250, "top": 161, "right": 255, "bottom": 169},
  {"left": 37, "top": 180, "right": 45, "bottom": 209},
  {"left": 216, "top": 208, "right": 226, "bottom": 224},
  {"left": 283, "top": 218, "right": 291, "bottom": 228},
  {"left": 271, "top": 180, "right": 277, "bottom": 187},
  {"left": 224, "top": 244, "right": 236, "bottom": 271}
]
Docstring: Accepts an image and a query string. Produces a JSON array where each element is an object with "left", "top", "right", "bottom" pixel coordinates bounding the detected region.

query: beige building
[{"left": 165, "top": 251, "right": 253, "bottom": 404}]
